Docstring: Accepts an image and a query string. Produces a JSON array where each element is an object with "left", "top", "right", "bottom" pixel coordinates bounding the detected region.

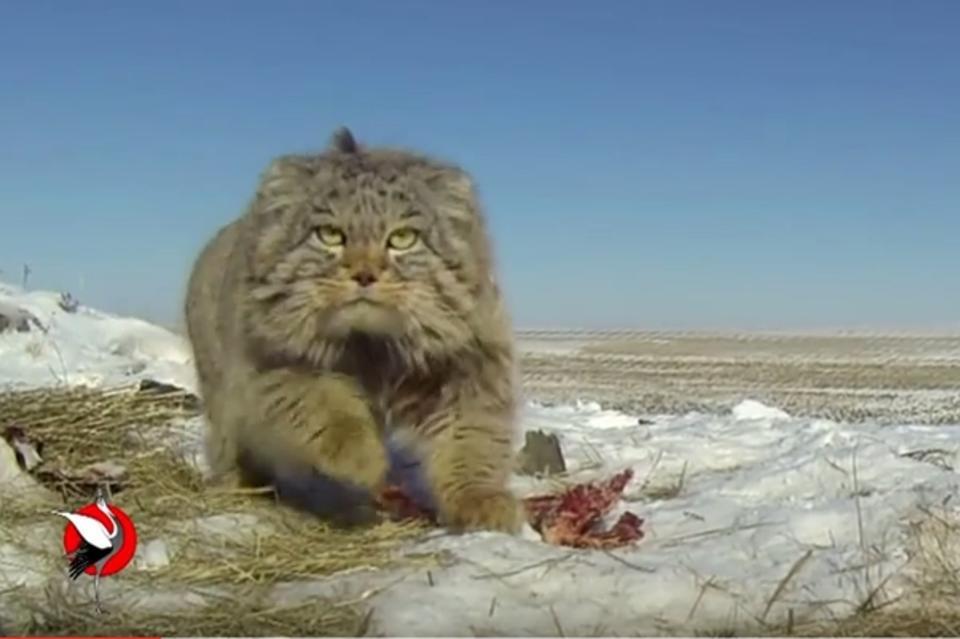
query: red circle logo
[{"left": 61, "top": 502, "right": 138, "bottom": 577}]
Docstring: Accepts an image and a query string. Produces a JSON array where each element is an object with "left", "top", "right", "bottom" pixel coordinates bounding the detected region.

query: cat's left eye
[
  {"left": 314, "top": 225, "right": 346, "bottom": 247},
  {"left": 387, "top": 228, "right": 419, "bottom": 251}
]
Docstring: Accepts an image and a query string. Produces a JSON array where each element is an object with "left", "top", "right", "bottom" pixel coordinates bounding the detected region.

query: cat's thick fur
[{"left": 184, "top": 127, "right": 521, "bottom": 532}]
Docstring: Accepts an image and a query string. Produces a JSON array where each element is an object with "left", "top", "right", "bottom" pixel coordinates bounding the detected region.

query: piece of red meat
[
  {"left": 377, "top": 468, "right": 645, "bottom": 549},
  {"left": 524, "top": 469, "right": 644, "bottom": 548},
  {"left": 376, "top": 484, "right": 437, "bottom": 522}
]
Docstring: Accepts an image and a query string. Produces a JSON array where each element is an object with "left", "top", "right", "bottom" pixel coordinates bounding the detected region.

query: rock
[
  {"left": 1, "top": 425, "right": 44, "bottom": 471},
  {"left": 1, "top": 437, "right": 37, "bottom": 487},
  {"left": 0, "top": 301, "right": 40, "bottom": 334},
  {"left": 516, "top": 430, "right": 567, "bottom": 476},
  {"left": 137, "top": 378, "right": 201, "bottom": 412},
  {"left": 57, "top": 292, "right": 79, "bottom": 313}
]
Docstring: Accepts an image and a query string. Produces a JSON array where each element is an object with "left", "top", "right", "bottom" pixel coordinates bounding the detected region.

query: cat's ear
[
  {"left": 424, "top": 165, "right": 475, "bottom": 201},
  {"left": 329, "top": 126, "right": 360, "bottom": 154},
  {"left": 423, "top": 165, "right": 481, "bottom": 226},
  {"left": 261, "top": 155, "right": 306, "bottom": 183},
  {"left": 257, "top": 155, "right": 311, "bottom": 211}
]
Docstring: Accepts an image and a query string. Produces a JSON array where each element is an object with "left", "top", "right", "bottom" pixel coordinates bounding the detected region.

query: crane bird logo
[{"left": 52, "top": 486, "right": 138, "bottom": 614}]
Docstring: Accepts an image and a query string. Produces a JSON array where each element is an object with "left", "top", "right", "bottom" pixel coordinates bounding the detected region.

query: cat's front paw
[
  {"left": 307, "top": 415, "right": 389, "bottom": 493},
  {"left": 204, "top": 467, "right": 244, "bottom": 490},
  {"left": 440, "top": 488, "right": 524, "bottom": 534}
]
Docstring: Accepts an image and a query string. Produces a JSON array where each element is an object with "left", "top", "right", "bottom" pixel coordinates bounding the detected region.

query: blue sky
[{"left": 1, "top": 1, "right": 958, "bottom": 330}]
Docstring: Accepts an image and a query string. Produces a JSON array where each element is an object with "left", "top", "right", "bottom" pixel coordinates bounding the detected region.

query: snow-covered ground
[
  {"left": 0, "top": 282, "right": 195, "bottom": 391},
  {"left": 2, "top": 283, "right": 960, "bottom": 635}
]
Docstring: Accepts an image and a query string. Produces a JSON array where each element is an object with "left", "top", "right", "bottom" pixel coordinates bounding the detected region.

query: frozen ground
[
  {"left": 2, "top": 284, "right": 960, "bottom": 635},
  {"left": 517, "top": 329, "right": 960, "bottom": 426}
]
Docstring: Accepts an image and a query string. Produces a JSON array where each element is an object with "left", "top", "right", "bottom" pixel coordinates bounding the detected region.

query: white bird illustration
[{"left": 52, "top": 486, "right": 124, "bottom": 614}]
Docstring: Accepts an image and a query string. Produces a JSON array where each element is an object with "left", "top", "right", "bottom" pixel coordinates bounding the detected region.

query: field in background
[
  {"left": 517, "top": 330, "right": 960, "bottom": 425},
  {"left": 162, "top": 321, "right": 960, "bottom": 425}
]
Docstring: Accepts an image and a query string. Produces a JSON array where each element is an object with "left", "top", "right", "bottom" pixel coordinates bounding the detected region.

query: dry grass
[
  {"left": 19, "top": 582, "right": 372, "bottom": 637},
  {"left": 834, "top": 502, "right": 960, "bottom": 637},
  {"left": 690, "top": 503, "right": 960, "bottom": 638},
  {"left": 0, "top": 384, "right": 435, "bottom": 636}
]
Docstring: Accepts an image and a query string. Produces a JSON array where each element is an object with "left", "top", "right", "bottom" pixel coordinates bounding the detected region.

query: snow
[
  {"left": 731, "top": 398, "right": 791, "bottom": 421},
  {"left": 135, "top": 538, "right": 171, "bottom": 571},
  {"left": 0, "top": 282, "right": 194, "bottom": 391},
  {"left": 2, "top": 282, "right": 959, "bottom": 634},
  {"left": 515, "top": 338, "right": 591, "bottom": 357}
]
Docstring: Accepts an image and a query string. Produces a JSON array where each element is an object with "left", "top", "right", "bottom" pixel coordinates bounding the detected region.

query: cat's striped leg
[
  {"left": 419, "top": 399, "right": 523, "bottom": 534},
  {"left": 236, "top": 368, "right": 389, "bottom": 523}
]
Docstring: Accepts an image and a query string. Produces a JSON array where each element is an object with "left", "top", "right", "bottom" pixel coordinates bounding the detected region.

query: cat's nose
[{"left": 352, "top": 270, "right": 378, "bottom": 287}]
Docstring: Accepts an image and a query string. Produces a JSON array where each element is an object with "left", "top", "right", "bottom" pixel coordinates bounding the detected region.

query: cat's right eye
[{"left": 314, "top": 225, "right": 346, "bottom": 247}]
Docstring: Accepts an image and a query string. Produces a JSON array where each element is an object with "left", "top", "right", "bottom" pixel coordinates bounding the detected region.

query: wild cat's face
[{"left": 244, "top": 130, "right": 496, "bottom": 357}]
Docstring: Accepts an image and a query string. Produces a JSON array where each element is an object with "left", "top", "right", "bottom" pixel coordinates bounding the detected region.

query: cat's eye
[
  {"left": 314, "top": 225, "right": 346, "bottom": 247},
  {"left": 387, "top": 228, "right": 419, "bottom": 251}
]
